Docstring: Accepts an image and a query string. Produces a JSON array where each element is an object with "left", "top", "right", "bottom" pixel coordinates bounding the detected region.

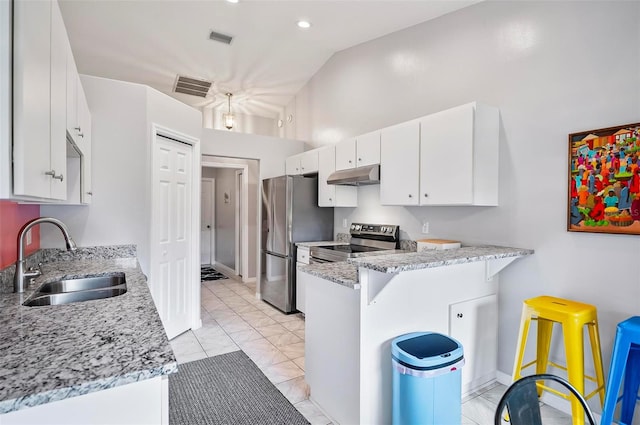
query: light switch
[{"left": 342, "top": 218, "right": 348, "bottom": 228}]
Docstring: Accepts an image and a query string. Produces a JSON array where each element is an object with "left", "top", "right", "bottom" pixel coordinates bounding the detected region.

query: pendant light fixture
[{"left": 223, "top": 93, "right": 235, "bottom": 130}]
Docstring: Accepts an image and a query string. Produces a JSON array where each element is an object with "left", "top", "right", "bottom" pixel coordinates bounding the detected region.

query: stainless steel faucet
[{"left": 13, "top": 217, "right": 77, "bottom": 293}]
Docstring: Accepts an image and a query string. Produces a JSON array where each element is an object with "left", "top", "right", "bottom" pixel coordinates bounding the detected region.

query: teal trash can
[{"left": 392, "top": 332, "right": 464, "bottom": 425}]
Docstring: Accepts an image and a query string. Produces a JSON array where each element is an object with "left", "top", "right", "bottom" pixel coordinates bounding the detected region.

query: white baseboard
[
  {"left": 191, "top": 318, "right": 202, "bottom": 331},
  {"left": 242, "top": 277, "right": 256, "bottom": 284},
  {"left": 214, "top": 262, "right": 238, "bottom": 279}
]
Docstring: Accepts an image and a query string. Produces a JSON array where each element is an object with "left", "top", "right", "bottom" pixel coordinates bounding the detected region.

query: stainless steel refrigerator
[{"left": 261, "top": 175, "right": 334, "bottom": 313}]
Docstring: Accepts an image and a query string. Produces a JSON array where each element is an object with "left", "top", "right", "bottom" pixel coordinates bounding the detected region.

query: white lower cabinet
[
  {"left": 0, "top": 376, "right": 167, "bottom": 425},
  {"left": 449, "top": 294, "right": 498, "bottom": 392},
  {"left": 318, "top": 146, "right": 357, "bottom": 207}
]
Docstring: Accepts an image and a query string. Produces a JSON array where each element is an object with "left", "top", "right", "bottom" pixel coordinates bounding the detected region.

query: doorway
[
  {"left": 201, "top": 157, "right": 258, "bottom": 284},
  {"left": 150, "top": 125, "right": 201, "bottom": 340}
]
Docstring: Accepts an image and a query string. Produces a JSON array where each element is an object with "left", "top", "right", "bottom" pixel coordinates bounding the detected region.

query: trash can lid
[{"left": 392, "top": 332, "right": 463, "bottom": 371}]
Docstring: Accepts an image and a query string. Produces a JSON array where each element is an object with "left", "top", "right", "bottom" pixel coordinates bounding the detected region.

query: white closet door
[{"left": 152, "top": 135, "right": 193, "bottom": 340}]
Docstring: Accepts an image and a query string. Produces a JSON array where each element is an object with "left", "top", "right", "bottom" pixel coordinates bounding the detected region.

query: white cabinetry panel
[
  {"left": 318, "top": 146, "right": 357, "bottom": 207},
  {"left": 355, "top": 131, "right": 380, "bottom": 167},
  {"left": 12, "top": 0, "right": 52, "bottom": 199},
  {"left": 335, "top": 138, "right": 356, "bottom": 170},
  {"left": 420, "top": 104, "right": 474, "bottom": 205},
  {"left": 449, "top": 294, "right": 498, "bottom": 391},
  {"left": 380, "top": 121, "right": 420, "bottom": 205}
]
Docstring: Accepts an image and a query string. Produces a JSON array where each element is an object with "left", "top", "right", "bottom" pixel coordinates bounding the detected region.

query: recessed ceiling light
[
  {"left": 226, "top": 0, "right": 239, "bottom": 3},
  {"left": 297, "top": 20, "right": 311, "bottom": 29}
]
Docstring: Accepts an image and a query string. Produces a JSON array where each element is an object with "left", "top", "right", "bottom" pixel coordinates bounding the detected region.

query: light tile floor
[{"left": 170, "top": 276, "right": 572, "bottom": 425}]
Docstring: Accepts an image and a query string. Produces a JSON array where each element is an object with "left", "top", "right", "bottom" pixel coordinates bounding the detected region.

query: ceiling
[{"left": 59, "top": 0, "right": 479, "bottom": 119}]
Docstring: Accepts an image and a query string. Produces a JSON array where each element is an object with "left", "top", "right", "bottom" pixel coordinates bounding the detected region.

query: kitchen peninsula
[{"left": 299, "top": 245, "right": 533, "bottom": 425}]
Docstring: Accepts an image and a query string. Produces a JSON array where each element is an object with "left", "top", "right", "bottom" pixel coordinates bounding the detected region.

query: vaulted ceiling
[{"left": 59, "top": 0, "right": 479, "bottom": 119}]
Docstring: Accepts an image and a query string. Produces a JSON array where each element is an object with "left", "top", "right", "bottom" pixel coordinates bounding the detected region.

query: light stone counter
[
  {"left": 0, "top": 247, "right": 175, "bottom": 414},
  {"left": 299, "top": 245, "right": 533, "bottom": 289},
  {"left": 297, "top": 262, "right": 359, "bottom": 289},
  {"left": 348, "top": 245, "right": 534, "bottom": 274}
]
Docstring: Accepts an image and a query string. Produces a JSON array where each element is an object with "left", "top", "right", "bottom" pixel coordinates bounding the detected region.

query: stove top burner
[{"left": 309, "top": 223, "right": 400, "bottom": 263}]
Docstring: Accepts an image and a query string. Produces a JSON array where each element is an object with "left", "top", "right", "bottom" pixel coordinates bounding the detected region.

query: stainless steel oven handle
[{"left": 309, "top": 257, "right": 332, "bottom": 264}]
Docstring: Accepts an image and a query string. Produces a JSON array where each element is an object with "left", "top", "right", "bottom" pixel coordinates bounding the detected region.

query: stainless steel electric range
[{"left": 309, "top": 223, "right": 400, "bottom": 263}]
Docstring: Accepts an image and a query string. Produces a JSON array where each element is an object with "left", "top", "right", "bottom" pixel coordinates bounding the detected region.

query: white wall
[
  {"left": 42, "top": 76, "right": 202, "bottom": 276},
  {"left": 200, "top": 128, "right": 304, "bottom": 179},
  {"left": 287, "top": 0, "right": 640, "bottom": 396},
  {"left": 213, "top": 168, "right": 236, "bottom": 270},
  {"left": 203, "top": 109, "right": 278, "bottom": 138}
]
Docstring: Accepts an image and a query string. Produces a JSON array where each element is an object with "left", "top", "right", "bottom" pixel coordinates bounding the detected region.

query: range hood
[{"left": 327, "top": 164, "right": 380, "bottom": 186}]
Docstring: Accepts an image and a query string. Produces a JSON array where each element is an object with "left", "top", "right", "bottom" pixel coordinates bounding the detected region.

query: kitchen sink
[
  {"left": 23, "top": 273, "right": 127, "bottom": 307},
  {"left": 37, "top": 274, "right": 125, "bottom": 294}
]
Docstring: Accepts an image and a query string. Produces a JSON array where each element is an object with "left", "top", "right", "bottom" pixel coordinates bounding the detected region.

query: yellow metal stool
[{"left": 512, "top": 296, "right": 605, "bottom": 425}]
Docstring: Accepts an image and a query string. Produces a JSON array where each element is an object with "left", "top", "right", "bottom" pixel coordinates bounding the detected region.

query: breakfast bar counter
[{"left": 299, "top": 244, "right": 533, "bottom": 425}]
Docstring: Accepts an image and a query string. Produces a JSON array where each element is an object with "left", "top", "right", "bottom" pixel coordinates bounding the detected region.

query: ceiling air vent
[
  {"left": 209, "top": 30, "right": 233, "bottom": 45},
  {"left": 173, "top": 76, "right": 212, "bottom": 98}
]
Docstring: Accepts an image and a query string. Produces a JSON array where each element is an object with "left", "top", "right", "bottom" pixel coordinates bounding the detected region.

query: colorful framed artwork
[{"left": 568, "top": 122, "right": 640, "bottom": 234}]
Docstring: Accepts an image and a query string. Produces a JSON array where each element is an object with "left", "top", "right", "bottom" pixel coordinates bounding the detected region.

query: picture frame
[{"left": 568, "top": 122, "right": 640, "bottom": 234}]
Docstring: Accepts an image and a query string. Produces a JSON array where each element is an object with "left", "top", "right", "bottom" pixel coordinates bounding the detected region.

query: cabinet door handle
[
  {"left": 457, "top": 313, "right": 464, "bottom": 318},
  {"left": 74, "top": 126, "right": 81, "bottom": 132},
  {"left": 87, "top": 191, "right": 93, "bottom": 195},
  {"left": 78, "top": 133, "right": 84, "bottom": 138},
  {"left": 348, "top": 160, "right": 352, "bottom": 164},
  {"left": 328, "top": 198, "right": 332, "bottom": 201},
  {"left": 424, "top": 193, "right": 428, "bottom": 197},
  {"left": 408, "top": 194, "right": 413, "bottom": 198},
  {"left": 358, "top": 158, "right": 362, "bottom": 161},
  {"left": 45, "top": 170, "right": 63, "bottom": 181}
]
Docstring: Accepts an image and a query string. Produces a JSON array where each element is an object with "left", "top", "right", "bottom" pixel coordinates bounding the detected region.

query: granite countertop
[
  {"left": 298, "top": 245, "right": 533, "bottom": 289},
  {"left": 0, "top": 251, "right": 176, "bottom": 414},
  {"left": 297, "top": 262, "right": 360, "bottom": 289},
  {"left": 348, "top": 245, "right": 534, "bottom": 273}
]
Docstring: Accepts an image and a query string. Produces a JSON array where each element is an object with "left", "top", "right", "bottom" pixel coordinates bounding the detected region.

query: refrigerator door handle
[{"left": 262, "top": 250, "right": 287, "bottom": 259}]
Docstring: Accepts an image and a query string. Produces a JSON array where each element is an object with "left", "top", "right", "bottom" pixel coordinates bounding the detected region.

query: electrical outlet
[
  {"left": 421, "top": 221, "right": 429, "bottom": 234},
  {"left": 26, "top": 229, "right": 32, "bottom": 245},
  {"left": 342, "top": 218, "right": 348, "bottom": 228}
]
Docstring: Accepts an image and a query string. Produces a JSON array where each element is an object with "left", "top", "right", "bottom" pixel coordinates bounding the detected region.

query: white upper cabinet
[
  {"left": 286, "top": 150, "right": 319, "bottom": 176},
  {"left": 318, "top": 146, "right": 357, "bottom": 207},
  {"left": 355, "top": 131, "right": 380, "bottom": 167},
  {"left": 11, "top": 0, "right": 91, "bottom": 203},
  {"left": 335, "top": 132, "right": 381, "bottom": 171},
  {"left": 13, "top": 0, "right": 66, "bottom": 200},
  {"left": 419, "top": 102, "right": 499, "bottom": 206},
  {"left": 300, "top": 150, "right": 319, "bottom": 175},
  {"left": 380, "top": 121, "right": 420, "bottom": 205},
  {"left": 335, "top": 138, "right": 356, "bottom": 171},
  {"left": 380, "top": 102, "right": 499, "bottom": 206}
]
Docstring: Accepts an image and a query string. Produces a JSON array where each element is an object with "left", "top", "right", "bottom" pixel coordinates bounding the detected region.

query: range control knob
[
  {"left": 350, "top": 224, "right": 355, "bottom": 230},
  {"left": 380, "top": 226, "right": 386, "bottom": 232}
]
